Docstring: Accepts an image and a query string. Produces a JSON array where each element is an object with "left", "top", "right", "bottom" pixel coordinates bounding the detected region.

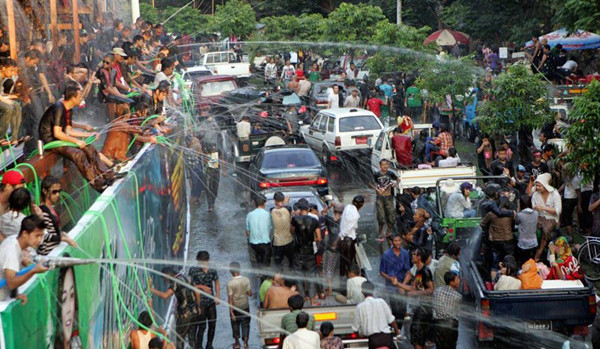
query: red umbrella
[{"left": 423, "top": 29, "right": 471, "bottom": 46}]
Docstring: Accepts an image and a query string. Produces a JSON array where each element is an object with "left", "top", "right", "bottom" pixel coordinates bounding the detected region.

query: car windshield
[
  {"left": 339, "top": 115, "right": 381, "bottom": 132},
  {"left": 199, "top": 80, "right": 236, "bottom": 96},
  {"left": 261, "top": 149, "right": 320, "bottom": 170},
  {"left": 185, "top": 70, "right": 212, "bottom": 80},
  {"left": 283, "top": 93, "right": 302, "bottom": 105}
]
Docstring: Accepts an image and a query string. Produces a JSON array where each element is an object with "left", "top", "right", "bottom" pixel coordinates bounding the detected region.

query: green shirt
[
  {"left": 308, "top": 71, "right": 321, "bottom": 82},
  {"left": 259, "top": 279, "right": 273, "bottom": 302},
  {"left": 281, "top": 310, "right": 315, "bottom": 333},
  {"left": 406, "top": 86, "right": 422, "bottom": 108}
]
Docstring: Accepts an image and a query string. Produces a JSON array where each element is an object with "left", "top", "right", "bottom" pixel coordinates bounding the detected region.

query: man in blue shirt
[
  {"left": 379, "top": 234, "right": 411, "bottom": 331},
  {"left": 246, "top": 195, "right": 272, "bottom": 270}
]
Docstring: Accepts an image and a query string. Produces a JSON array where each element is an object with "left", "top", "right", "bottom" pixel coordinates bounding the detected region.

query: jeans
[
  {"left": 294, "top": 252, "right": 316, "bottom": 298},
  {"left": 250, "top": 243, "right": 271, "bottom": 269},
  {"left": 463, "top": 208, "right": 477, "bottom": 218},
  {"left": 0, "top": 99, "right": 22, "bottom": 140},
  {"left": 273, "top": 242, "right": 295, "bottom": 268},
  {"left": 175, "top": 313, "right": 200, "bottom": 349},
  {"left": 197, "top": 303, "right": 217, "bottom": 348},
  {"left": 53, "top": 145, "right": 112, "bottom": 191},
  {"left": 230, "top": 308, "right": 250, "bottom": 340}
]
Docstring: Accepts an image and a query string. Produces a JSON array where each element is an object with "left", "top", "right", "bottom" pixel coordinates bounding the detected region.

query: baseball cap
[
  {"left": 2, "top": 170, "right": 25, "bottom": 186},
  {"left": 460, "top": 182, "right": 473, "bottom": 191},
  {"left": 112, "top": 47, "right": 128, "bottom": 57},
  {"left": 517, "top": 165, "right": 526, "bottom": 172}
]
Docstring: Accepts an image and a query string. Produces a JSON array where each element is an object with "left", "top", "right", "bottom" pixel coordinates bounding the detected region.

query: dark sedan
[{"left": 248, "top": 145, "right": 329, "bottom": 196}]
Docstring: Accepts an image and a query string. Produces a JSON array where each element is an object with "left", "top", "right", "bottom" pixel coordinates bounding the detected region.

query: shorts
[
  {"left": 410, "top": 306, "right": 432, "bottom": 346},
  {"left": 376, "top": 196, "right": 396, "bottom": 227}
]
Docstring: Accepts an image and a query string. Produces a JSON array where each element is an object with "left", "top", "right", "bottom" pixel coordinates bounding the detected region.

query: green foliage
[
  {"left": 479, "top": 65, "right": 552, "bottom": 136},
  {"left": 323, "top": 3, "right": 387, "bottom": 43},
  {"left": 415, "top": 55, "right": 479, "bottom": 105},
  {"left": 212, "top": 0, "right": 257, "bottom": 39},
  {"left": 260, "top": 14, "right": 325, "bottom": 42},
  {"left": 563, "top": 80, "right": 600, "bottom": 182},
  {"left": 554, "top": 0, "right": 600, "bottom": 34},
  {"left": 140, "top": 3, "right": 211, "bottom": 35}
]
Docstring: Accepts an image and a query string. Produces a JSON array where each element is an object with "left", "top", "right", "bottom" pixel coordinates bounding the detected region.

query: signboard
[{"left": 499, "top": 47, "right": 508, "bottom": 59}]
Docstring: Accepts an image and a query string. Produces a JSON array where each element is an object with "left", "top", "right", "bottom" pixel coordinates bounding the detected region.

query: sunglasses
[
  {"left": 103, "top": 61, "right": 111, "bottom": 64},
  {"left": 51, "top": 189, "right": 62, "bottom": 194}
]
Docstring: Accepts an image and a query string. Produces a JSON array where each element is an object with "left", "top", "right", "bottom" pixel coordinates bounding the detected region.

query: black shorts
[{"left": 410, "top": 306, "right": 432, "bottom": 346}]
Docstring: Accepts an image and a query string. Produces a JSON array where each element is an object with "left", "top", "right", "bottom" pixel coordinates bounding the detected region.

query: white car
[
  {"left": 181, "top": 65, "right": 214, "bottom": 90},
  {"left": 300, "top": 108, "right": 384, "bottom": 164}
]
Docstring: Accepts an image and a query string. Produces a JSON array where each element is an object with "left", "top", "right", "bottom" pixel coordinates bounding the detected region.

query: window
[
  {"left": 319, "top": 116, "right": 328, "bottom": 132},
  {"left": 374, "top": 131, "right": 384, "bottom": 151},
  {"left": 327, "top": 117, "right": 335, "bottom": 132},
  {"left": 205, "top": 54, "right": 214, "bottom": 64},
  {"left": 229, "top": 52, "right": 237, "bottom": 63},
  {"left": 199, "top": 80, "right": 236, "bottom": 96},
  {"left": 312, "top": 114, "right": 322, "bottom": 129},
  {"left": 339, "top": 115, "right": 382, "bottom": 132},
  {"left": 221, "top": 53, "right": 229, "bottom": 63},
  {"left": 260, "top": 149, "right": 320, "bottom": 170}
]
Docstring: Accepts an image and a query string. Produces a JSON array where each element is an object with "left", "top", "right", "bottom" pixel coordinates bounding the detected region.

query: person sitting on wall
[{"left": 38, "top": 82, "right": 122, "bottom": 191}]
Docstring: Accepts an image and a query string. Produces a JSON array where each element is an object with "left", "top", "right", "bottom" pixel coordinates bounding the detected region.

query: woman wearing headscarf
[
  {"left": 531, "top": 173, "right": 562, "bottom": 261},
  {"left": 547, "top": 236, "right": 584, "bottom": 280}
]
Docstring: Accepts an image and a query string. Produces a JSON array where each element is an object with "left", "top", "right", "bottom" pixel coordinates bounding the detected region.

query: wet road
[{"left": 184, "top": 139, "right": 485, "bottom": 349}]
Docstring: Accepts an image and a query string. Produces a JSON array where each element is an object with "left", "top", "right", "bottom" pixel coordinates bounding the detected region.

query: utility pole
[
  {"left": 397, "top": 0, "right": 402, "bottom": 25},
  {"left": 5, "top": 0, "right": 17, "bottom": 60}
]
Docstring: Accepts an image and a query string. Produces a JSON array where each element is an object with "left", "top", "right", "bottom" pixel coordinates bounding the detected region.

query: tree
[
  {"left": 211, "top": 0, "right": 257, "bottom": 39},
  {"left": 563, "top": 81, "right": 600, "bottom": 182},
  {"left": 323, "top": 3, "right": 387, "bottom": 43},
  {"left": 554, "top": 0, "right": 600, "bottom": 34},
  {"left": 140, "top": 3, "right": 211, "bottom": 35},
  {"left": 260, "top": 14, "right": 325, "bottom": 42},
  {"left": 479, "top": 65, "right": 552, "bottom": 136}
]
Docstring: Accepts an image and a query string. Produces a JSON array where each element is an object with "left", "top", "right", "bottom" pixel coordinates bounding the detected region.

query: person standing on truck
[
  {"left": 353, "top": 281, "right": 399, "bottom": 349},
  {"left": 246, "top": 195, "right": 272, "bottom": 273},
  {"left": 226, "top": 261, "right": 252, "bottom": 349},
  {"left": 432, "top": 272, "right": 462, "bottom": 349},
  {"left": 189, "top": 250, "right": 220, "bottom": 349},
  {"left": 379, "top": 234, "right": 411, "bottom": 332},
  {"left": 481, "top": 196, "right": 516, "bottom": 277},
  {"left": 339, "top": 195, "right": 364, "bottom": 279},
  {"left": 290, "top": 201, "right": 321, "bottom": 306},
  {"left": 282, "top": 312, "right": 320, "bottom": 349},
  {"left": 372, "top": 159, "right": 398, "bottom": 243},
  {"left": 391, "top": 127, "right": 413, "bottom": 167},
  {"left": 532, "top": 173, "right": 562, "bottom": 262}
]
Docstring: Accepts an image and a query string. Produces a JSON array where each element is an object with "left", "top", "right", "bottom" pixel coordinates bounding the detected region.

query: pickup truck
[
  {"left": 198, "top": 50, "right": 252, "bottom": 79},
  {"left": 369, "top": 124, "right": 433, "bottom": 175},
  {"left": 258, "top": 301, "right": 394, "bottom": 348},
  {"left": 432, "top": 176, "right": 597, "bottom": 345}
]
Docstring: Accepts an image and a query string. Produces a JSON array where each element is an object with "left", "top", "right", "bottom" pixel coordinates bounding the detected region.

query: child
[{"left": 227, "top": 262, "right": 252, "bottom": 349}]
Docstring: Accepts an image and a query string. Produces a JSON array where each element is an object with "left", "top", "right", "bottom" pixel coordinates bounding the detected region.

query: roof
[
  {"left": 262, "top": 144, "right": 312, "bottom": 153},
  {"left": 193, "top": 75, "right": 236, "bottom": 83},
  {"left": 318, "top": 107, "right": 377, "bottom": 118}
]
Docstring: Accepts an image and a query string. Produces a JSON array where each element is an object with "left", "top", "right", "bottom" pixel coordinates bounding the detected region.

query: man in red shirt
[
  {"left": 391, "top": 127, "right": 413, "bottom": 167},
  {"left": 366, "top": 88, "right": 385, "bottom": 117},
  {"left": 436, "top": 124, "right": 453, "bottom": 157}
]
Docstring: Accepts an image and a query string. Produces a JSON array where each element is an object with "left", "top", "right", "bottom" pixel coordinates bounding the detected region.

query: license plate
[
  {"left": 526, "top": 321, "right": 552, "bottom": 332},
  {"left": 355, "top": 137, "right": 367, "bottom": 145}
]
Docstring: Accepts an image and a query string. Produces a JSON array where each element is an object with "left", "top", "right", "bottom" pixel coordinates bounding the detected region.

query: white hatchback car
[{"left": 300, "top": 108, "right": 384, "bottom": 164}]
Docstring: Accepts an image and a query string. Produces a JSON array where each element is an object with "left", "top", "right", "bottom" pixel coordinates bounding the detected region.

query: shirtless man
[{"left": 263, "top": 276, "right": 298, "bottom": 310}]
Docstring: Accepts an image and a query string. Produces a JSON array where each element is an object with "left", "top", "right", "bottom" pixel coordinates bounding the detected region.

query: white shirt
[
  {"left": 352, "top": 297, "right": 395, "bottom": 336},
  {"left": 494, "top": 275, "right": 522, "bottom": 291},
  {"left": 289, "top": 51, "right": 298, "bottom": 64},
  {"left": 0, "top": 211, "right": 26, "bottom": 238},
  {"left": 344, "top": 95, "right": 360, "bottom": 108},
  {"left": 531, "top": 190, "right": 562, "bottom": 222},
  {"left": 445, "top": 192, "right": 472, "bottom": 218},
  {"left": 438, "top": 156, "right": 460, "bottom": 168},
  {"left": 236, "top": 120, "right": 251, "bottom": 139},
  {"left": 564, "top": 174, "right": 582, "bottom": 199},
  {"left": 328, "top": 93, "right": 340, "bottom": 109},
  {"left": 153, "top": 71, "right": 170, "bottom": 88},
  {"left": 346, "top": 68, "right": 357, "bottom": 79},
  {"left": 346, "top": 276, "right": 367, "bottom": 304},
  {"left": 339, "top": 204, "right": 360, "bottom": 240},
  {"left": 265, "top": 63, "right": 277, "bottom": 80},
  {"left": 562, "top": 60, "right": 577, "bottom": 72},
  {"left": 0, "top": 235, "right": 23, "bottom": 300},
  {"left": 282, "top": 328, "right": 320, "bottom": 349}
]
